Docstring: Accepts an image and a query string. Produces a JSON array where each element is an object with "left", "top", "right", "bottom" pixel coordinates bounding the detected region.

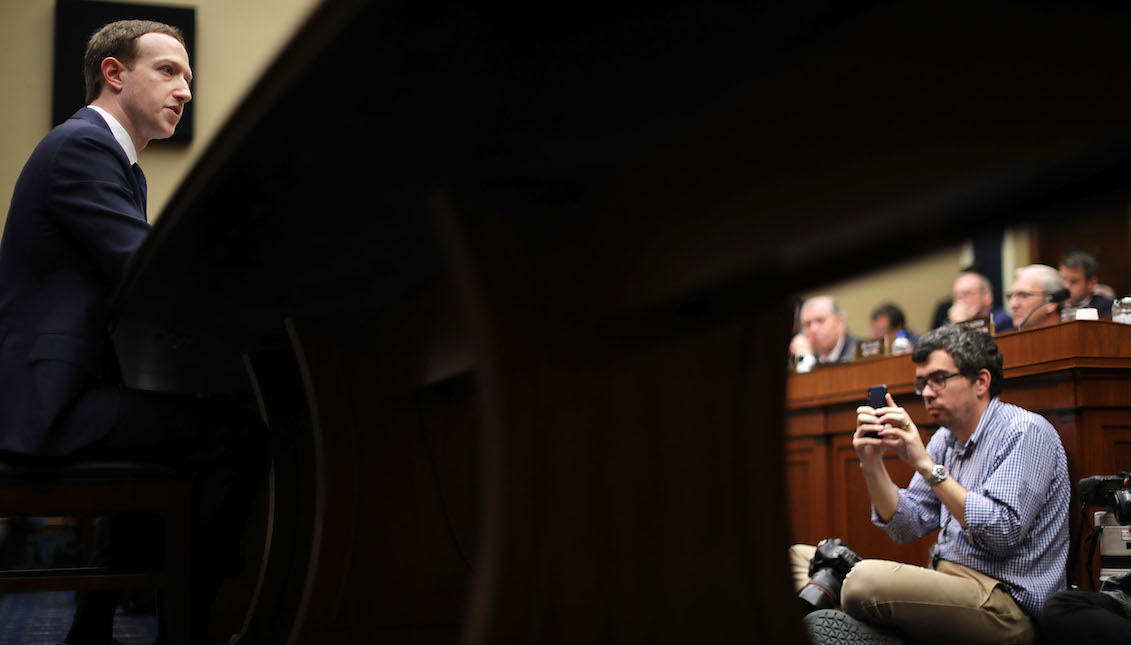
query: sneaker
[{"left": 802, "top": 609, "right": 905, "bottom": 645}]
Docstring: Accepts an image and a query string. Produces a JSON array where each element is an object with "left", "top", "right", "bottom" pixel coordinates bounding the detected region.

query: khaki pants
[{"left": 790, "top": 544, "right": 1035, "bottom": 645}]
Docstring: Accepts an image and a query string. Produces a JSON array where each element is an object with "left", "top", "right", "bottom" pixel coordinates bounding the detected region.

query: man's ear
[
  {"left": 100, "top": 57, "right": 127, "bottom": 93},
  {"left": 974, "top": 368, "right": 992, "bottom": 397}
]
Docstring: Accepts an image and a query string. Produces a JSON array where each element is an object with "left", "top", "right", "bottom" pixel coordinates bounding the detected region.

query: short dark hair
[
  {"left": 870, "top": 302, "right": 906, "bottom": 329},
  {"left": 84, "top": 20, "right": 186, "bottom": 103},
  {"left": 1060, "top": 248, "right": 1100, "bottom": 281},
  {"left": 910, "top": 325, "right": 1004, "bottom": 398}
]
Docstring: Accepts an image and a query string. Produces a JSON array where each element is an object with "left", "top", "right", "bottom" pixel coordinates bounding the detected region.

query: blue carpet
[{"left": 0, "top": 591, "right": 158, "bottom": 645}]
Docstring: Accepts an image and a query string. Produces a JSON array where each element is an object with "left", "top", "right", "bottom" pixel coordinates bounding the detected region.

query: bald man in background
[{"left": 947, "top": 271, "right": 1013, "bottom": 332}]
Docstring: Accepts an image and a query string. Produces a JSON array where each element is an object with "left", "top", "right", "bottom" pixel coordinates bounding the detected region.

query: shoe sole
[{"left": 803, "top": 609, "right": 905, "bottom": 645}]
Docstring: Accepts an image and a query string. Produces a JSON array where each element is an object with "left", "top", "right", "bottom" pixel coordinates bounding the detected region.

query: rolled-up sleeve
[
  {"left": 960, "top": 421, "right": 1056, "bottom": 555},
  {"left": 872, "top": 430, "right": 948, "bottom": 543}
]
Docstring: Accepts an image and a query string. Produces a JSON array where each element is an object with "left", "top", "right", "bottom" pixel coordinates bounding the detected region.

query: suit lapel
[{"left": 73, "top": 107, "right": 147, "bottom": 219}]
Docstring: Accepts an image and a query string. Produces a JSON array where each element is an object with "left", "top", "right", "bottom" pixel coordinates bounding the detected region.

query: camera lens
[
  {"left": 798, "top": 568, "right": 844, "bottom": 614},
  {"left": 1114, "top": 489, "right": 1131, "bottom": 525}
]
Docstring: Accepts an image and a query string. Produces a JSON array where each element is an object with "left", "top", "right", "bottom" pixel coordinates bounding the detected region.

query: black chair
[{"left": 0, "top": 458, "right": 193, "bottom": 644}]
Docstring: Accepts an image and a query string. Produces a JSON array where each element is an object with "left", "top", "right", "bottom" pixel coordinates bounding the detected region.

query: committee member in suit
[
  {"left": 1008, "top": 264, "right": 1066, "bottom": 331},
  {"left": 945, "top": 270, "right": 1013, "bottom": 333},
  {"left": 869, "top": 302, "right": 917, "bottom": 347},
  {"left": 789, "top": 295, "right": 859, "bottom": 370},
  {"left": 1059, "top": 248, "right": 1114, "bottom": 318},
  {"left": 0, "top": 21, "right": 265, "bottom": 644}
]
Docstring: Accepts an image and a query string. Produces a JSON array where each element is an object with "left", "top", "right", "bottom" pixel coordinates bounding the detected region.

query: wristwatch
[{"left": 925, "top": 464, "right": 949, "bottom": 486}]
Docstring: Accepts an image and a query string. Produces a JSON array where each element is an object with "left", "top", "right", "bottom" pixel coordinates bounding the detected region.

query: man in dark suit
[
  {"left": 789, "top": 295, "right": 860, "bottom": 370},
  {"left": 0, "top": 20, "right": 264, "bottom": 644},
  {"left": 1059, "top": 248, "right": 1114, "bottom": 318}
]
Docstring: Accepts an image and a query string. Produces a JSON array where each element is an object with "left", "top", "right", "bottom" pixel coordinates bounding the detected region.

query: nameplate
[
  {"left": 1074, "top": 307, "right": 1099, "bottom": 321},
  {"left": 857, "top": 338, "right": 886, "bottom": 359},
  {"left": 955, "top": 316, "right": 993, "bottom": 336}
]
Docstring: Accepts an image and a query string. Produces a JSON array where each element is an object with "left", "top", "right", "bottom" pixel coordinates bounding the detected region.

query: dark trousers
[
  {"left": 1040, "top": 588, "right": 1131, "bottom": 645},
  {"left": 64, "top": 387, "right": 268, "bottom": 644}
]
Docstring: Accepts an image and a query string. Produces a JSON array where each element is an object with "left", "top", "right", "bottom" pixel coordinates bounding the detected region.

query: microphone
[{"left": 1018, "top": 288, "right": 1071, "bottom": 329}]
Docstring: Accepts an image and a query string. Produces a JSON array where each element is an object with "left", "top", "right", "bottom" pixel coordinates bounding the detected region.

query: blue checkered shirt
[{"left": 872, "top": 397, "right": 1070, "bottom": 616}]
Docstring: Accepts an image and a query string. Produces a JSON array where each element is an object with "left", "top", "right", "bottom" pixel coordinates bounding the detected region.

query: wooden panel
[
  {"left": 828, "top": 435, "right": 935, "bottom": 566},
  {"left": 999, "top": 372, "right": 1078, "bottom": 413},
  {"left": 1076, "top": 372, "right": 1131, "bottom": 408},
  {"left": 785, "top": 437, "right": 828, "bottom": 546},
  {"left": 787, "top": 354, "right": 917, "bottom": 409},
  {"left": 1085, "top": 410, "right": 1131, "bottom": 475},
  {"left": 445, "top": 194, "right": 805, "bottom": 644},
  {"left": 335, "top": 383, "right": 476, "bottom": 628},
  {"left": 996, "top": 321, "right": 1131, "bottom": 373},
  {"left": 285, "top": 295, "right": 477, "bottom": 643},
  {"left": 1033, "top": 197, "right": 1131, "bottom": 298},
  {"left": 786, "top": 408, "right": 824, "bottom": 438}
]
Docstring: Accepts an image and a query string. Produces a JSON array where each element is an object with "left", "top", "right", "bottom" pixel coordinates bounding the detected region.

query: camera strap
[{"left": 1081, "top": 502, "right": 1102, "bottom": 591}]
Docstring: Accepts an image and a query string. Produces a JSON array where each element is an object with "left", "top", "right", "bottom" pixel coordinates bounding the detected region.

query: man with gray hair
[
  {"left": 1007, "top": 264, "right": 1067, "bottom": 330},
  {"left": 789, "top": 295, "right": 859, "bottom": 369}
]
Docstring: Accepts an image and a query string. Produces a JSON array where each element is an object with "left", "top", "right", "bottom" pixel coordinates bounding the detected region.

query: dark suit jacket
[
  {"left": 0, "top": 107, "right": 150, "bottom": 455},
  {"left": 817, "top": 333, "right": 859, "bottom": 365},
  {"left": 1084, "top": 295, "right": 1114, "bottom": 318}
]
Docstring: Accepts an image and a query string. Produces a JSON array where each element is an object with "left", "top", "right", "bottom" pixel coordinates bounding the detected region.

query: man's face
[
  {"left": 952, "top": 274, "right": 993, "bottom": 317},
  {"left": 801, "top": 300, "right": 845, "bottom": 357},
  {"left": 1008, "top": 270, "right": 1056, "bottom": 328},
  {"left": 1059, "top": 264, "right": 1096, "bottom": 306},
  {"left": 916, "top": 349, "right": 978, "bottom": 430},
  {"left": 870, "top": 314, "right": 893, "bottom": 343},
  {"left": 118, "top": 32, "right": 192, "bottom": 148}
]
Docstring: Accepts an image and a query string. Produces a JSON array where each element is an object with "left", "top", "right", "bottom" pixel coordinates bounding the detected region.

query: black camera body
[
  {"left": 798, "top": 538, "right": 862, "bottom": 614},
  {"left": 1078, "top": 473, "right": 1131, "bottom": 525}
]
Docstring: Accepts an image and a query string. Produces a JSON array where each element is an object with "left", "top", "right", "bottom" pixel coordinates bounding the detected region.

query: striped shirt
[{"left": 872, "top": 397, "right": 1070, "bottom": 616}]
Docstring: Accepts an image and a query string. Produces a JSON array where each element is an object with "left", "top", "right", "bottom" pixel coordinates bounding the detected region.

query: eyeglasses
[
  {"left": 913, "top": 371, "right": 964, "bottom": 396},
  {"left": 1006, "top": 290, "right": 1046, "bottom": 300}
]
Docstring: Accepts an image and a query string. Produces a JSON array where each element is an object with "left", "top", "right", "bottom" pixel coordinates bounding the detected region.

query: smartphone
[{"left": 863, "top": 384, "right": 887, "bottom": 438}]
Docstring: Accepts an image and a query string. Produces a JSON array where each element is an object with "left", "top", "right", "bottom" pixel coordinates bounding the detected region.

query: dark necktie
[{"left": 131, "top": 163, "right": 148, "bottom": 217}]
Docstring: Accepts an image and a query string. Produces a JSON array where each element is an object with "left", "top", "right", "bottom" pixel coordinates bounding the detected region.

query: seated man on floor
[{"left": 793, "top": 325, "right": 1070, "bottom": 645}]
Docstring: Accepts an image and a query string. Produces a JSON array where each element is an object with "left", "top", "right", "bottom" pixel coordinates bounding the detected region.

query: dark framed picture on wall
[{"left": 54, "top": 0, "right": 196, "bottom": 143}]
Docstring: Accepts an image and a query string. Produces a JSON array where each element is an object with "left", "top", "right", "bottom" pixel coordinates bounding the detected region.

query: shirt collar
[
  {"left": 819, "top": 334, "right": 846, "bottom": 363},
  {"left": 87, "top": 105, "right": 138, "bottom": 165},
  {"left": 952, "top": 396, "right": 1001, "bottom": 457}
]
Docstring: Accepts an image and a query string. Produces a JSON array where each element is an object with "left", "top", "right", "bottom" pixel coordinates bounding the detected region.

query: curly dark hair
[{"left": 910, "top": 325, "right": 1003, "bottom": 398}]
